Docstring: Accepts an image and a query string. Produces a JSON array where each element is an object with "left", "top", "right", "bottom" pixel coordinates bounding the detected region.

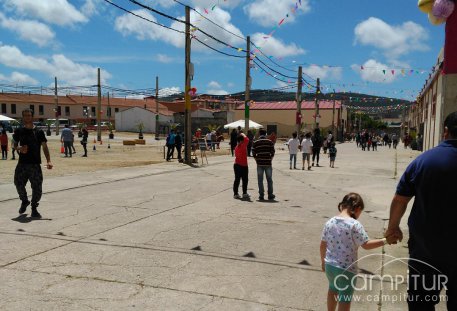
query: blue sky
[{"left": 0, "top": 0, "right": 446, "bottom": 100}]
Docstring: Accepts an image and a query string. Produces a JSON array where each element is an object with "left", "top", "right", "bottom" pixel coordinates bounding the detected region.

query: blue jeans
[
  {"left": 289, "top": 154, "right": 297, "bottom": 168},
  {"left": 257, "top": 166, "right": 273, "bottom": 197}
]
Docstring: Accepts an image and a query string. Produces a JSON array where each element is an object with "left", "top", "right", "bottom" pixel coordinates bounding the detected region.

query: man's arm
[
  {"left": 385, "top": 194, "right": 412, "bottom": 244},
  {"left": 320, "top": 241, "right": 327, "bottom": 271},
  {"left": 42, "top": 142, "right": 53, "bottom": 169}
]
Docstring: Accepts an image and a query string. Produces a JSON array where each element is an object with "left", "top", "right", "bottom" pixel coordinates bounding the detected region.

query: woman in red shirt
[{"left": 233, "top": 133, "right": 250, "bottom": 199}]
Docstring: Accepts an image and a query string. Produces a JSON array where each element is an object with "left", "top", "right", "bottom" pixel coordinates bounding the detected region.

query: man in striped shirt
[{"left": 252, "top": 129, "right": 275, "bottom": 201}]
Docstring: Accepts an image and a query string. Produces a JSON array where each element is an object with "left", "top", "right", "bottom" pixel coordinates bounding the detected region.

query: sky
[{"left": 0, "top": 0, "right": 447, "bottom": 101}]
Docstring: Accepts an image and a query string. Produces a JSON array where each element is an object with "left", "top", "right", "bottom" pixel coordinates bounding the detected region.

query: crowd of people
[{"left": 351, "top": 131, "right": 423, "bottom": 151}]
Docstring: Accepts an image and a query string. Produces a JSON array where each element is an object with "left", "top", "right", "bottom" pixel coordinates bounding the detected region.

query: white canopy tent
[
  {"left": 223, "top": 119, "right": 263, "bottom": 130},
  {"left": 0, "top": 115, "right": 16, "bottom": 121}
]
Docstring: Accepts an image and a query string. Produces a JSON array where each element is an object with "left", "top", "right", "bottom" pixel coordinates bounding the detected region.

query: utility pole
[
  {"left": 314, "top": 78, "right": 320, "bottom": 129},
  {"left": 155, "top": 76, "right": 159, "bottom": 140},
  {"left": 97, "top": 68, "right": 102, "bottom": 142},
  {"left": 296, "top": 66, "right": 303, "bottom": 134},
  {"left": 332, "top": 96, "right": 336, "bottom": 134},
  {"left": 244, "top": 36, "right": 251, "bottom": 133},
  {"left": 54, "top": 77, "right": 59, "bottom": 135},
  {"left": 184, "top": 6, "right": 192, "bottom": 164},
  {"left": 107, "top": 92, "right": 111, "bottom": 125}
]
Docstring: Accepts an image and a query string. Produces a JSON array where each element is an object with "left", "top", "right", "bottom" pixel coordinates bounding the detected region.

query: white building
[{"left": 115, "top": 107, "right": 174, "bottom": 133}]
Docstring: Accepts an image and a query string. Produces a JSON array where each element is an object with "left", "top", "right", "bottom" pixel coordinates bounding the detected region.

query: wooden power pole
[
  {"left": 54, "top": 77, "right": 59, "bottom": 135},
  {"left": 244, "top": 36, "right": 251, "bottom": 133},
  {"left": 155, "top": 76, "right": 159, "bottom": 140},
  {"left": 314, "top": 78, "right": 320, "bottom": 129},
  {"left": 296, "top": 66, "right": 303, "bottom": 134},
  {"left": 184, "top": 6, "right": 192, "bottom": 164},
  {"left": 97, "top": 68, "right": 102, "bottom": 142}
]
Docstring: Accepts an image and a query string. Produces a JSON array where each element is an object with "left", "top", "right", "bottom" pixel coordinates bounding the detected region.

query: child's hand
[{"left": 321, "top": 261, "right": 325, "bottom": 272}]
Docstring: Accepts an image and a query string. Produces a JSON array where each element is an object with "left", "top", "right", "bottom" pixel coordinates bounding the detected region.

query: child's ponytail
[{"left": 338, "top": 192, "right": 365, "bottom": 219}]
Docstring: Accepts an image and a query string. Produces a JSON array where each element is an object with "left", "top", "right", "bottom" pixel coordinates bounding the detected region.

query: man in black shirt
[{"left": 12, "top": 109, "right": 53, "bottom": 218}]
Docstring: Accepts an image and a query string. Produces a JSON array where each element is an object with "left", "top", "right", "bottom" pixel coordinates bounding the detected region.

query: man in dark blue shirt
[{"left": 386, "top": 111, "right": 457, "bottom": 310}]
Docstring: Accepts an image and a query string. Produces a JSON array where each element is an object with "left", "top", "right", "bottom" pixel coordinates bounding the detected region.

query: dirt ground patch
[{"left": 0, "top": 131, "right": 231, "bottom": 185}]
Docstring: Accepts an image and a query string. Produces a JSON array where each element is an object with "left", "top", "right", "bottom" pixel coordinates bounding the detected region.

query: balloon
[
  {"left": 432, "top": 0, "right": 455, "bottom": 19},
  {"left": 418, "top": 0, "right": 436, "bottom": 13},
  {"left": 428, "top": 12, "right": 446, "bottom": 24}
]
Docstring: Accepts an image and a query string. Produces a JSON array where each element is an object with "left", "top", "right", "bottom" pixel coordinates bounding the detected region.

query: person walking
[
  {"left": 81, "top": 128, "right": 88, "bottom": 157},
  {"left": 233, "top": 132, "right": 250, "bottom": 200},
  {"left": 166, "top": 130, "right": 176, "bottom": 161},
  {"left": 60, "top": 124, "right": 73, "bottom": 157},
  {"left": 328, "top": 142, "right": 337, "bottom": 168},
  {"left": 300, "top": 132, "right": 313, "bottom": 170},
  {"left": 320, "top": 193, "right": 387, "bottom": 311},
  {"left": 70, "top": 131, "right": 76, "bottom": 154},
  {"left": 1, "top": 130, "right": 8, "bottom": 160},
  {"left": 311, "top": 128, "right": 323, "bottom": 167},
  {"left": 247, "top": 130, "right": 254, "bottom": 157},
  {"left": 252, "top": 129, "right": 275, "bottom": 201},
  {"left": 230, "top": 128, "right": 237, "bottom": 157},
  {"left": 12, "top": 108, "right": 53, "bottom": 218},
  {"left": 385, "top": 112, "right": 457, "bottom": 310},
  {"left": 287, "top": 132, "right": 300, "bottom": 169}
]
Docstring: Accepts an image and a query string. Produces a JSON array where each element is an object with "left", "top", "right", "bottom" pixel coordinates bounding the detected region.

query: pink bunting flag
[
  {"left": 278, "top": 18, "right": 285, "bottom": 26},
  {"left": 391, "top": 70, "right": 395, "bottom": 75},
  {"left": 204, "top": 8, "right": 209, "bottom": 14},
  {"left": 361, "top": 66, "right": 364, "bottom": 70}
]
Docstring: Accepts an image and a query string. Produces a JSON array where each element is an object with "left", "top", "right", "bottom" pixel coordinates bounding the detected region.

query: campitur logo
[{"left": 331, "top": 254, "right": 448, "bottom": 303}]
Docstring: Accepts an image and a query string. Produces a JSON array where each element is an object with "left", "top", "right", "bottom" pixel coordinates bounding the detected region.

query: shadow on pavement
[{"left": 11, "top": 214, "right": 52, "bottom": 223}]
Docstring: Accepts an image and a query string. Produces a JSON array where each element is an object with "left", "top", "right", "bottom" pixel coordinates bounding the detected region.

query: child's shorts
[
  {"left": 302, "top": 153, "right": 310, "bottom": 161},
  {"left": 325, "top": 264, "right": 356, "bottom": 302}
]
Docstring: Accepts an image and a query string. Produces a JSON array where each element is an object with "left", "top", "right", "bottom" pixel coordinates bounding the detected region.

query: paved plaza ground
[{"left": 0, "top": 139, "right": 447, "bottom": 310}]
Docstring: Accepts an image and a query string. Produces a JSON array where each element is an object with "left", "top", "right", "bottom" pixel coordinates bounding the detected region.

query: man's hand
[
  {"left": 46, "top": 162, "right": 53, "bottom": 170},
  {"left": 19, "top": 145, "right": 28, "bottom": 154},
  {"left": 385, "top": 226, "right": 403, "bottom": 245}
]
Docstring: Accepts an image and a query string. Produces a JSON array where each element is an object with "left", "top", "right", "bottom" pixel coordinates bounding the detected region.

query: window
[
  {"left": 65, "top": 106, "right": 70, "bottom": 116},
  {"left": 115, "top": 108, "right": 119, "bottom": 113},
  {"left": 11, "top": 104, "right": 16, "bottom": 114},
  {"left": 39, "top": 105, "right": 44, "bottom": 116},
  {"left": 107, "top": 107, "right": 112, "bottom": 117},
  {"left": 91, "top": 106, "right": 96, "bottom": 114},
  {"left": 1, "top": 103, "right": 6, "bottom": 114},
  {"left": 29, "top": 104, "right": 34, "bottom": 114}
]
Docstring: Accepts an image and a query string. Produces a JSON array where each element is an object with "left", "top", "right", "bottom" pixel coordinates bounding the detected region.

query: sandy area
[{"left": 0, "top": 131, "right": 231, "bottom": 185}]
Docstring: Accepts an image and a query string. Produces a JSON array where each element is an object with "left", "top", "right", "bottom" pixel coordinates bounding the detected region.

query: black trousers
[
  {"left": 176, "top": 144, "right": 182, "bottom": 160},
  {"left": 64, "top": 141, "right": 72, "bottom": 157},
  {"left": 312, "top": 147, "right": 320, "bottom": 164},
  {"left": 1, "top": 145, "right": 7, "bottom": 158},
  {"left": 82, "top": 142, "right": 87, "bottom": 156},
  {"left": 14, "top": 163, "right": 43, "bottom": 207},
  {"left": 233, "top": 164, "right": 248, "bottom": 195},
  {"left": 166, "top": 144, "right": 175, "bottom": 160}
]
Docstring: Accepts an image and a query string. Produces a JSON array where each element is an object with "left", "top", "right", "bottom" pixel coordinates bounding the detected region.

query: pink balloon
[{"left": 432, "top": 0, "right": 455, "bottom": 19}]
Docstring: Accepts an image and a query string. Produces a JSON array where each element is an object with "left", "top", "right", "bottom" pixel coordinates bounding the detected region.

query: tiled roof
[{"left": 235, "top": 100, "right": 342, "bottom": 110}]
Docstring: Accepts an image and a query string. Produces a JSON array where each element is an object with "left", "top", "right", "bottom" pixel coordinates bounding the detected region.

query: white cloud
[
  {"left": 244, "top": 0, "right": 311, "bottom": 27},
  {"left": 207, "top": 89, "right": 229, "bottom": 95},
  {"left": 0, "top": 71, "right": 39, "bottom": 85},
  {"left": 0, "top": 44, "right": 111, "bottom": 85},
  {"left": 144, "top": 0, "right": 177, "bottom": 9},
  {"left": 114, "top": 7, "right": 244, "bottom": 51},
  {"left": 158, "top": 87, "right": 181, "bottom": 97},
  {"left": 156, "top": 54, "right": 174, "bottom": 63},
  {"left": 3, "top": 0, "right": 87, "bottom": 26},
  {"left": 208, "top": 81, "right": 221, "bottom": 88},
  {"left": 302, "top": 65, "right": 342, "bottom": 81},
  {"left": 192, "top": 0, "right": 244, "bottom": 9},
  {"left": 81, "top": 0, "right": 103, "bottom": 17},
  {"left": 351, "top": 59, "right": 398, "bottom": 84},
  {"left": 0, "top": 12, "right": 55, "bottom": 47},
  {"left": 227, "top": 82, "right": 235, "bottom": 88},
  {"left": 354, "top": 17, "right": 429, "bottom": 60},
  {"left": 251, "top": 33, "right": 305, "bottom": 58}
]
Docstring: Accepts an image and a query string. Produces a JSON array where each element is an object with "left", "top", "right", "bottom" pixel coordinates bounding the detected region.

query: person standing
[
  {"left": 13, "top": 108, "right": 53, "bottom": 218},
  {"left": 268, "top": 131, "right": 277, "bottom": 145},
  {"left": 300, "top": 132, "right": 313, "bottom": 170},
  {"left": 385, "top": 112, "right": 457, "bottom": 310},
  {"left": 230, "top": 128, "right": 237, "bottom": 157},
  {"left": 247, "top": 130, "right": 254, "bottom": 157},
  {"left": 311, "top": 128, "right": 323, "bottom": 167},
  {"left": 60, "top": 124, "right": 73, "bottom": 157},
  {"left": 1, "top": 130, "right": 8, "bottom": 160},
  {"left": 81, "top": 128, "right": 88, "bottom": 157},
  {"left": 252, "top": 129, "right": 275, "bottom": 201},
  {"left": 166, "top": 130, "right": 176, "bottom": 161},
  {"left": 175, "top": 130, "right": 182, "bottom": 161},
  {"left": 233, "top": 133, "right": 250, "bottom": 200},
  {"left": 287, "top": 132, "right": 300, "bottom": 169}
]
